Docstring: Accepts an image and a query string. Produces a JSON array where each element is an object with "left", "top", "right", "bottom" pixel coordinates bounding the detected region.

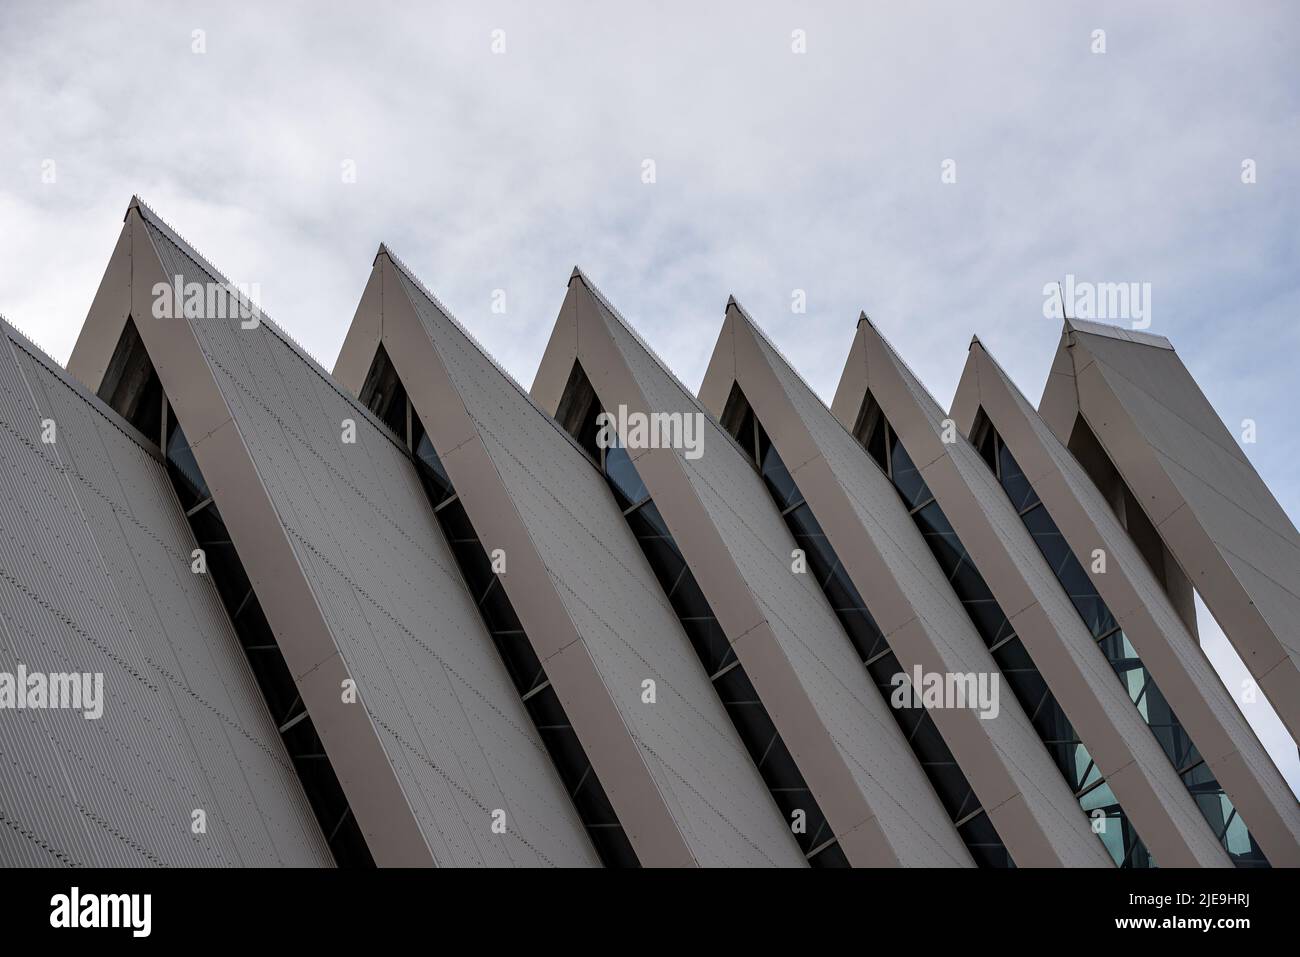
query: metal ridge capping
[
  {"left": 129, "top": 196, "right": 333, "bottom": 382},
  {"left": 128, "top": 196, "right": 407, "bottom": 452},
  {"left": 379, "top": 243, "right": 530, "bottom": 399},
  {"left": 1064, "top": 316, "right": 1174, "bottom": 351},
  {"left": 379, "top": 245, "right": 610, "bottom": 468},
  {"left": 568, "top": 267, "right": 764, "bottom": 464},
  {"left": 726, "top": 296, "right": 867, "bottom": 449},
  {"left": 863, "top": 312, "right": 954, "bottom": 417},
  {"left": 569, "top": 267, "right": 716, "bottom": 421},
  {"left": 0, "top": 312, "right": 63, "bottom": 368}
]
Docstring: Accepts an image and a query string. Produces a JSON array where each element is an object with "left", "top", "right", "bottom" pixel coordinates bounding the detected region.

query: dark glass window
[
  {"left": 979, "top": 422, "right": 1268, "bottom": 868},
  {"left": 1020, "top": 505, "right": 1117, "bottom": 638},
  {"left": 621, "top": 490, "right": 836, "bottom": 863},
  {"left": 887, "top": 432, "right": 932, "bottom": 510},
  {"left": 604, "top": 443, "right": 649, "bottom": 511},
  {"left": 806, "top": 840, "right": 851, "bottom": 868},
  {"left": 366, "top": 352, "right": 638, "bottom": 867},
  {"left": 853, "top": 393, "right": 889, "bottom": 473},
  {"left": 357, "top": 344, "right": 408, "bottom": 439},
  {"left": 957, "top": 810, "right": 1016, "bottom": 868},
  {"left": 97, "top": 316, "right": 164, "bottom": 444},
  {"left": 165, "top": 425, "right": 210, "bottom": 508},
  {"left": 911, "top": 501, "right": 1016, "bottom": 645},
  {"left": 728, "top": 387, "right": 1013, "bottom": 866},
  {"left": 757, "top": 427, "right": 804, "bottom": 511},
  {"left": 857, "top": 397, "right": 1152, "bottom": 868},
  {"left": 997, "top": 438, "right": 1040, "bottom": 513},
  {"left": 418, "top": 450, "right": 635, "bottom": 865},
  {"left": 786, "top": 503, "right": 889, "bottom": 662},
  {"left": 163, "top": 423, "right": 372, "bottom": 867},
  {"left": 1080, "top": 782, "right": 1152, "bottom": 867},
  {"left": 558, "top": 369, "right": 837, "bottom": 865},
  {"left": 413, "top": 433, "right": 455, "bottom": 508},
  {"left": 626, "top": 502, "right": 735, "bottom": 675},
  {"left": 523, "top": 683, "right": 635, "bottom": 856},
  {"left": 712, "top": 663, "right": 835, "bottom": 856}
]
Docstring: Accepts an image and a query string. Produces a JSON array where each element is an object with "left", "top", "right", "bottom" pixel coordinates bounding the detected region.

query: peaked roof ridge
[
  {"left": 383, "top": 248, "right": 605, "bottom": 467},
  {"left": 967, "top": 335, "right": 1058, "bottom": 430},
  {"left": 129, "top": 197, "right": 406, "bottom": 454},
  {"left": 382, "top": 243, "right": 539, "bottom": 401},
  {"left": 1064, "top": 316, "right": 1174, "bottom": 351},
  {"left": 725, "top": 294, "right": 751, "bottom": 319},
  {"left": 728, "top": 298, "right": 834, "bottom": 405},
  {"left": 570, "top": 267, "right": 717, "bottom": 424},
  {"left": 0, "top": 313, "right": 62, "bottom": 369},
  {"left": 967, "top": 335, "right": 1025, "bottom": 400},
  {"left": 128, "top": 195, "right": 335, "bottom": 375},
  {"left": 377, "top": 243, "right": 461, "bottom": 329},
  {"left": 729, "top": 302, "right": 865, "bottom": 448},
  {"left": 863, "top": 315, "right": 950, "bottom": 417}
]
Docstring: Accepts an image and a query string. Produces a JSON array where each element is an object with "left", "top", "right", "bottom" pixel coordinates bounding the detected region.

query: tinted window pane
[
  {"left": 864, "top": 411, "right": 888, "bottom": 472},
  {"left": 603, "top": 443, "right": 649, "bottom": 510},
  {"left": 730, "top": 400, "right": 758, "bottom": 464},
  {"left": 1021, "top": 505, "right": 1117, "bottom": 638},
  {"left": 912, "top": 502, "right": 1014, "bottom": 645},
  {"left": 981, "top": 422, "right": 1268, "bottom": 868},
  {"left": 996, "top": 439, "right": 1040, "bottom": 512},
  {"left": 807, "top": 840, "right": 851, "bottom": 868},
  {"left": 712, "top": 664, "right": 827, "bottom": 856},
  {"left": 163, "top": 426, "right": 373, "bottom": 867},
  {"left": 407, "top": 422, "right": 633, "bottom": 866},
  {"left": 1079, "top": 782, "right": 1151, "bottom": 867},
  {"left": 887, "top": 432, "right": 932, "bottom": 509},
  {"left": 754, "top": 419, "right": 1011, "bottom": 866},
  {"left": 525, "top": 685, "right": 638, "bottom": 866},
  {"left": 610, "top": 472, "right": 823, "bottom": 861},
  {"left": 625, "top": 501, "right": 688, "bottom": 595},
  {"left": 758, "top": 430, "right": 803, "bottom": 510},
  {"left": 874, "top": 419, "right": 1152, "bottom": 866},
  {"left": 165, "top": 425, "right": 210, "bottom": 507},
  {"left": 959, "top": 811, "right": 1016, "bottom": 868},
  {"left": 976, "top": 424, "right": 997, "bottom": 470},
  {"left": 1179, "top": 762, "right": 1269, "bottom": 867},
  {"left": 679, "top": 614, "right": 735, "bottom": 677},
  {"left": 414, "top": 432, "right": 455, "bottom": 507}
]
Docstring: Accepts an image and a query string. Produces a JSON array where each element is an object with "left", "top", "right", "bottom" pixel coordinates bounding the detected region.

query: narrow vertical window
[
  {"left": 98, "top": 319, "right": 373, "bottom": 866},
  {"left": 723, "top": 385, "right": 1013, "bottom": 867},
  {"left": 851, "top": 393, "right": 1153, "bottom": 867},
  {"left": 363, "top": 346, "right": 637, "bottom": 867},
  {"left": 975, "top": 419, "right": 1268, "bottom": 868},
  {"left": 560, "top": 362, "right": 848, "bottom": 866}
]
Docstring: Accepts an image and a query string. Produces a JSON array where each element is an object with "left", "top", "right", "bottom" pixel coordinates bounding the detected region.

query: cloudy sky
[{"left": 2, "top": 1, "right": 1297, "bottom": 793}]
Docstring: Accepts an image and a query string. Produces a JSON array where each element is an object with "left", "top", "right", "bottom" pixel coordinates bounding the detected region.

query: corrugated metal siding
[
  {"left": 586, "top": 292, "right": 973, "bottom": 866},
  {"left": 397, "top": 270, "right": 805, "bottom": 866},
  {"left": 17, "top": 341, "right": 334, "bottom": 865},
  {"left": 143, "top": 221, "right": 596, "bottom": 866},
  {"left": 0, "top": 330, "right": 330, "bottom": 866}
]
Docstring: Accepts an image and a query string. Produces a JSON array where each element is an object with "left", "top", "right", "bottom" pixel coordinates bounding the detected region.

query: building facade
[{"left": 1, "top": 198, "right": 1295, "bottom": 867}]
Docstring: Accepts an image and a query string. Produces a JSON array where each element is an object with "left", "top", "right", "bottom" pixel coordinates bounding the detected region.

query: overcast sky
[{"left": 3, "top": 1, "right": 1297, "bottom": 794}]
